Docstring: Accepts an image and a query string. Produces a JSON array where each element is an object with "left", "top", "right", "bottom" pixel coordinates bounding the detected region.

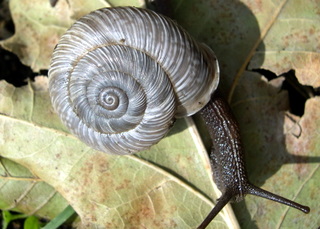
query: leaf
[
  {"left": 0, "top": 0, "right": 148, "bottom": 72},
  {"left": 0, "top": 0, "right": 238, "bottom": 228},
  {"left": 24, "top": 215, "right": 41, "bottom": 229},
  {"left": 2, "top": 0, "right": 319, "bottom": 229},
  {"left": 2, "top": 210, "right": 27, "bottom": 229},
  {"left": 0, "top": 157, "right": 69, "bottom": 220},
  {"left": 236, "top": 2, "right": 320, "bottom": 229},
  {"left": 0, "top": 0, "right": 239, "bottom": 228},
  {"left": 42, "top": 205, "right": 75, "bottom": 229},
  {"left": 0, "top": 77, "right": 233, "bottom": 228},
  {"left": 169, "top": 0, "right": 320, "bottom": 228},
  {"left": 0, "top": 0, "right": 111, "bottom": 71},
  {"left": 108, "top": 0, "right": 146, "bottom": 7}
]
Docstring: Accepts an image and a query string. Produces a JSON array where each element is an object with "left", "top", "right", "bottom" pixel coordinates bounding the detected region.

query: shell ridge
[{"left": 48, "top": 7, "right": 219, "bottom": 154}]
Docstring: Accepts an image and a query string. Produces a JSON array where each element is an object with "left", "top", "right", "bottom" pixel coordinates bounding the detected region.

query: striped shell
[{"left": 48, "top": 7, "right": 219, "bottom": 155}]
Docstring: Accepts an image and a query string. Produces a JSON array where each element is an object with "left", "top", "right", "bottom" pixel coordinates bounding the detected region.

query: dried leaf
[
  {"left": 0, "top": 0, "right": 237, "bottom": 227},
  {"left": 2, "top": 0, "right": 319, "bottom": 228},
  {"left": 0, "top": 157, "right": 68, "bottom": 219},
  {"left": 0, "top": 0, "right": 111, "bottom": 71},
  {"left": 0, "top": 77, "right": 232, "bottom": 228},
  {"left": 172, "top": 0, "right": 320, "bottom": 228}
]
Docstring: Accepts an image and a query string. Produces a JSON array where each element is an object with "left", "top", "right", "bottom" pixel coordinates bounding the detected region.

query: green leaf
[
  {"left": 2, "top": 210, "right": 27, "bottom": 229},
  {"left": 41, "top": 205, "right": 74, "bottom": 229},
  {"left": 24, "top": 216, "right": 41, "bottom": 229},
  {"left": 2, "top": 211, "right": 9, "bottom": 229}
]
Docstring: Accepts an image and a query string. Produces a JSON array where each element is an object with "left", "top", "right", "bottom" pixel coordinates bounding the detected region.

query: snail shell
[{"left": 48, "top": 7, "right": 219, "bottom": 155}]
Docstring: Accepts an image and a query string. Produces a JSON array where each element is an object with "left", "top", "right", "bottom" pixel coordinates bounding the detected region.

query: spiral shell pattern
[{"left": 48, "top": 7, "right": 219, "bottom": 155}]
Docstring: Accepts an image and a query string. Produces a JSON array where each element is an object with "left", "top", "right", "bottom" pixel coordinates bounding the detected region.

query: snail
[
  {"left": 49, "top": 7, "right": 219, "bottom": 155},
  {"left": 48, "top": 7, "right": 310, "bottom": 229}
]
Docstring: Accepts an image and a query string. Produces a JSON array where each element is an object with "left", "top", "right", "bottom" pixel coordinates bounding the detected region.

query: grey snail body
[
  {"left": 48, "top": 7, "right": 310, "bottom": 229},
  {"left": 198, "top": 94, "right": 310, "bottom": 229}
]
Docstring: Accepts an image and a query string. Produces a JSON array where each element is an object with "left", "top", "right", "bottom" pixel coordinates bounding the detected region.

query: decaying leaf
[
  {"left": 1, "top": 0, "right": 319, "bottom": 228},
  {"left": 0, "top": 77, "right": 234, "bottom": 228},
  {"left": 171, "top": 0, "right": 320, "bottom": 228},
  {"left": 0, "top": 157, "right": 68, "bottom": 219}
]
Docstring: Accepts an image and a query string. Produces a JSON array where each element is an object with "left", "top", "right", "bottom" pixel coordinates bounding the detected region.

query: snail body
[
  {"left": 48, "top": 7, "right": 310, "bottom": 229},
  {"left": 198, "top": 94, "right": 310, "bottom": 228}
]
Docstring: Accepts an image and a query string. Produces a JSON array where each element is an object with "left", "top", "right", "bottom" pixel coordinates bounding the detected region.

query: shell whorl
[{"left": 48, "top": 7, "right": 219, "bottom": 155}]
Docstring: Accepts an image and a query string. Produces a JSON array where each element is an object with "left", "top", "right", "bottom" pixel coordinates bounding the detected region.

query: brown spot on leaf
[{"left": 115, "top": 179, "right": 131, "bottom": 190}]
